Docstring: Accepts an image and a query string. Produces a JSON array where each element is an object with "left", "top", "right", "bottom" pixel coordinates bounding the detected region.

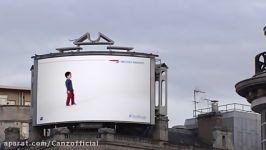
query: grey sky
[{"left": 0, "top": 0, "right": 266, "bottom": 126}]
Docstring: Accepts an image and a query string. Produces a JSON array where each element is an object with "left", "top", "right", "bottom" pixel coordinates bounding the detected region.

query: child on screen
[{"left": 65, "top": 71, "right": 76, "bottom": 106}]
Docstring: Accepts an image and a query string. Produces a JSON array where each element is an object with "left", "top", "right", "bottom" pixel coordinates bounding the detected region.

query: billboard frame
[{"left": 31, "top": 51, "right": 158, "bottom": 127}]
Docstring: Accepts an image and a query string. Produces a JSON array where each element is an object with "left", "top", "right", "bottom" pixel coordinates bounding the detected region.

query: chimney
[{"left": 211, "top": 100, "right": 219, "bottom": 112}]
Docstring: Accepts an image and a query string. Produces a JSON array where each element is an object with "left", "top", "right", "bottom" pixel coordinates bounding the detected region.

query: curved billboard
[{"left": 36, "top": 55, "right": 151, "bottom": 125}]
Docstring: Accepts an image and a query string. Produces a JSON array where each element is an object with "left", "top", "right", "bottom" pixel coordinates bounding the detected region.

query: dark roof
[
  {"left": 168, "top": 128, "right": 196, "bottom": 145},
  {"left": 168, "top": 127, "right": 210, "bottom": 149}
]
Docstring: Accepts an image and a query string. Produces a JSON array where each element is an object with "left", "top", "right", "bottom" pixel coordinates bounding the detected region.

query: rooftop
[{"left": 0, "top": 85, "right": 30, "bottom": 91}]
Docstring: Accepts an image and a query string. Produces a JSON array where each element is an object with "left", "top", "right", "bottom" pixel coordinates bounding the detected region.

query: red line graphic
[{"left": 109, "top": 60, "right": 119, "bottom": 63}]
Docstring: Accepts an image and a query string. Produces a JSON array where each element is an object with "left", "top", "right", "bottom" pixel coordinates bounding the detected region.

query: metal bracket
[
  {"left": 55, "top": 47, "right": 83, "bottom": 53},
  {"left": 107, "top": 46, "right": 133, "bottom": 52}
]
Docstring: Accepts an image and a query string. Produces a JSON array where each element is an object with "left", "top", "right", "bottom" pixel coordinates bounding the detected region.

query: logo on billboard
[
  {"left": 109, "top": 59, "right": 119, "bottom": 63},
  {"left": 109, "top": 60, "right": 144, "bottom": 64},
  {"left": 129, "top": 114, "right": 146, "bottom": 120}
]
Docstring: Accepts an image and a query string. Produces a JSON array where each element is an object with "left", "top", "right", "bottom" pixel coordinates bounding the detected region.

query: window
[
  {"left": 222, "top": 135, "right": 226, "bottom": 147},
  {"left": 162, "top": 81, "right": 166, "bottom": 106},
  {"left": 7, "top": 100, "right": 16, "bottom": 105},
  {"left": 155, "top": 81, "right": 159, "bottom": 106},
  {"left": 21, "top": 123, "right": 29, "bottom": 139},
  {"left": 24, "top": 101, "right": 31, "bottom": 106},
  {"left": 0, "top": 95, "right": 8, "bottom": 105}
]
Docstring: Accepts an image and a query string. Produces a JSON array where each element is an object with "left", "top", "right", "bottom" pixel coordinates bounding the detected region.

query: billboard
[{"left": 36, "top": 55, "right": 151, "bottom": 125}]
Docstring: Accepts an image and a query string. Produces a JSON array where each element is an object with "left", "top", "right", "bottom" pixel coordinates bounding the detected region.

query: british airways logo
[
  {"left": 109, "top": 59, "right": 119, "bottom": 63},
  {"left": 129, "top": 114, "right": 146, "bottom": 120},
  {"left": 109, "top": 60, "right": 144, "bottom": 64}
]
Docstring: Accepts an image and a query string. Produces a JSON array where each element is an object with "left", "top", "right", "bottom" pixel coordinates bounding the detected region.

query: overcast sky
[{"left": 0, "top": 0, "right": 266, "bottom": 126}]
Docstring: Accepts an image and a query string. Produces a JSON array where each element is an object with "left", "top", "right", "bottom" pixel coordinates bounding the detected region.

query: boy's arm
[{"left": 66, "top": 80, "right": 71, "bottom": 93}]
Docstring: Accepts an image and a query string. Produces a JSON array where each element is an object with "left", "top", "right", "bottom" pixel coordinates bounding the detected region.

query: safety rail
[{"left": 193, "top": 103, "right": 252, "bottom": 116}]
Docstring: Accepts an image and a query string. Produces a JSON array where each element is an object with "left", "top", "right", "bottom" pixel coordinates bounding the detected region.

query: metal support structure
[
  {"left": 155, "top": 63, "right": 168, "bottom": 116},
  {"left": 106, "top": 46, "right": 134, "bottom": 52},
  {"left": 55, "top": 47, "right": 83, "bottom": 53},
  {"left": 54, "top": 32, "right": 138, "bottom": 54}
]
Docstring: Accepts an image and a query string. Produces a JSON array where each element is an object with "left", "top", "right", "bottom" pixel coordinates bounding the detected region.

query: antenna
[
  {"left": 203, "top": 98, "right": 212, "bottom": 108},
  {"left": 193, "top": 89, "right": 205, "bottom": 117}
]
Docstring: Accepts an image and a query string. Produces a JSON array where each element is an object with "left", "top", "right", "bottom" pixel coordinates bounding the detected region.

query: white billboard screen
[{"left": 37, "top": 55, "right": 151, "bottom": 125}]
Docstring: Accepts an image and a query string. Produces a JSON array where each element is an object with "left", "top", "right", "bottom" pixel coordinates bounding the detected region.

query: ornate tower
[{"left": 235, "top": 27, "right": 266, "bottom": 150}]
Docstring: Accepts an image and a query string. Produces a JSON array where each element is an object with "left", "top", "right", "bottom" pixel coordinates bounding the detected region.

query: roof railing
[{"left": 194, "top": 103, "right": 252, "bottom": 116}]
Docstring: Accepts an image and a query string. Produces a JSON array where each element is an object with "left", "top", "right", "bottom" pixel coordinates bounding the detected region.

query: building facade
[
  {"left": 0, "top": 85, "right": 31, "bottom": 142},
  {"left": 185, "top": 103, "right": 261, "bottom": 150}
]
